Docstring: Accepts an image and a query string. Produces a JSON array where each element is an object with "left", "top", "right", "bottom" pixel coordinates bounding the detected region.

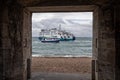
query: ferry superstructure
[{"left": 39, "top": 27, "right": 75, "bottom": 41}]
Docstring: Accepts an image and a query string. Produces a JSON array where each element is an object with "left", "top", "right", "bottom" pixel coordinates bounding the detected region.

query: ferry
[{"left": 39, "top": 26, "right": 75, "bottom": 42}]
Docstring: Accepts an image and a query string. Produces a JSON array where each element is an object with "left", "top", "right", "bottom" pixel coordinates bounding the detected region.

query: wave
[{"left": 32, "top": 54, "right": 92, "bottom": 58}]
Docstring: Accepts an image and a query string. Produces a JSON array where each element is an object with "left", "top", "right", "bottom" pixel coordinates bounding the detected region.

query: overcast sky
[{"left": 32, "top": 12, "right": 93, "bottom": 37}]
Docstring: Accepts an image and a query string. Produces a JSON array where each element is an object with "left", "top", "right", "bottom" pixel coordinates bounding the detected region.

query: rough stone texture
[
  {"left": 0, "top": 1, "right": 26, "bottom": 80},
  {"left": 23, "top": 8, "right": 32, "bottom": 79},
  {"left": 115, "top": 5, "right": 120, "bottom": 80},
  {"left": 17, "top": 0, "right": 114, "bottom": 7},
  {"left": 0, "top": 0, "right": 119, "bottom": 80},
  {"left": 97, "top": 6, "right": 116, "bottom": 80}
]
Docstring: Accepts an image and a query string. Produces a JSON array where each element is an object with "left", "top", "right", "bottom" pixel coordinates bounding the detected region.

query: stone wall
[
  {"left": 23, "top": 8, "right": 32, "bottom": 79},
  {"left": 97, "top": 5, "right": 115, "bottom": 80},
  {"left": 0, "top": 1, "right": 27, "bottom": 80},
  {"left": 0, "top": 0, "right": 119, "bottom": 80},
  {"left": 115, "top": 4, "right": 120, "bottom": 80}
]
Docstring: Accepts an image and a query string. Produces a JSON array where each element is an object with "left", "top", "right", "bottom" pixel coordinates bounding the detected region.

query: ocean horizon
[{"left": 32, "top": 37, "right": 92, "bottom": 57}]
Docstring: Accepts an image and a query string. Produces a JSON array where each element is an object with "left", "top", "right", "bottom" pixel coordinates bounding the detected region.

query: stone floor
[{"left": 31, "top": 72, "right": 91, "bottom": 80}]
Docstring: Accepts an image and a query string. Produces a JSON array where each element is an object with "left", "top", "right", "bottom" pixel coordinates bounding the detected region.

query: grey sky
[{"left": 32, "top": 12, "right": 93, "bottom": 37}]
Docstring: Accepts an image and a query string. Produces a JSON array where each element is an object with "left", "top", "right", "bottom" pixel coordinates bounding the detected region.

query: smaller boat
[{"left": 41, "top": 37, "right": 60, "bottom": 43}]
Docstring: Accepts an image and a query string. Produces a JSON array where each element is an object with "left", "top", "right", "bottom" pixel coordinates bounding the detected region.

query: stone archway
[
  {"left": 24, "top": 5, "right": 99, "bottom": 80},
  {"left": 23, "top": 5, "right": 117, "bottom": 80},
  {"left": 0, "top": 0, "right": 118, "bottom": 80}
]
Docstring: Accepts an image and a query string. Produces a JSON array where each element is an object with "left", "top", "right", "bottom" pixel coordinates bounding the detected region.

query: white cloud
[
  {"left": 32, "top": 12, "right": 93, "bottom": 37},
  {"left": 32, "top": 12, "right": 93, "bottom": 22},
  {"left": 32, "top": 13, "right": 55, "bottom": 22}
]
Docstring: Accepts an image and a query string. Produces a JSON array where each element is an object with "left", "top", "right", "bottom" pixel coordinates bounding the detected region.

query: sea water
[{"left": 32, "top": 37, "right": 92, "bottom": 57}]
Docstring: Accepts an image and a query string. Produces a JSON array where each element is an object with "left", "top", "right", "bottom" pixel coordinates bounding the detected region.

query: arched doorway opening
[{"left": 23, "top": 5, "right": 99, "bottom": 80}]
